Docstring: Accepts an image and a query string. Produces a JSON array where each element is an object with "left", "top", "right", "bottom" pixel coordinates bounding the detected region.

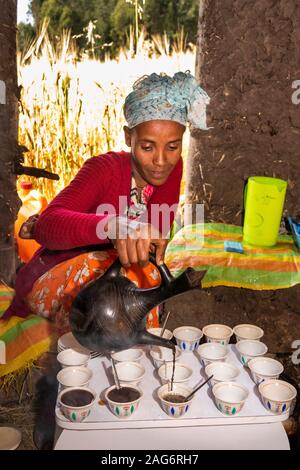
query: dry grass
[
  {"left": 0, "top": 366, "right": 38, "bottom": 450},
  {"left": 0, "top": 402, "right": 35, "bottom": 450},
  {"left": 18, "top": 25, "right": 195, "bottom": 201}
]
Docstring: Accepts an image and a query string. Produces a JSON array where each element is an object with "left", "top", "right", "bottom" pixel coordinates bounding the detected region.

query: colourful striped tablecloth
[
  {"left": 0, "top": 285, "right": 53, "bottom": 380},
  {"left": 165, "top": 223, "right": 300, "bottom": 290}
]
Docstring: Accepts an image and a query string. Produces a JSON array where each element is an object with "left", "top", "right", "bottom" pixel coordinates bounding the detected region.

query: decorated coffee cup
[
  {"left": 150, "top": 346, "right": 181, "bottom": 369},
  {"left": 57, "top": 348, "right": 90, "bottom": 368},
  {"left": 258, "top": 379, "right": 297, "bottom": 415},
  {"left": 197, "top": 343, "right": 228, "bottom": 367},
  {"left": 202, "top": 324, "right": 233, "bottom": 345},
  {"left": 157, "top": 383, "right": 194, "bottom": 418},
  {"left": 173, "top": 326, "right": 203, "bottom": 352},
  {"left": 248, "top": 357, "right": 284, "bottom": 385},
  {"left": 57, "top": 366, "right": 93, "bottom": 389},
  {"left": 58, "top": 386, "right": 97, "bottom": 422},
  {"left": 105, "top": 384, "right": 143, "bottom": 419},
  {"left": 147, "top": 327, "right": 173, "bottom": 341},
  {"left": 158, "top": 362, "right": 193, "bottom": 385},
  {"left": 111, "top": 348, "right": 143, "bottom": 363},
  {"left": 236, "top": 340, "right": 268, "bottom": 367},
  {"left": 115, "top": 361, "right": 145, "bottom": 386},
  {"left": 212, "top": 382, "right": 249, "bottom": 415},
  {"left": 205, "top": 362, "right": 240, "bottom": 387},
  {"left": 233, "top": 324, "right": 264, "bottom": 342},
  {"left": 146, "top": 328, "right": 173, "bottom": 351}
]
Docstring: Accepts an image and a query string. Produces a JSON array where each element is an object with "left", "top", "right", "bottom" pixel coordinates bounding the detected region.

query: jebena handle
[{"left": 148, "top": 252, "right": 174, "bottom": 286}]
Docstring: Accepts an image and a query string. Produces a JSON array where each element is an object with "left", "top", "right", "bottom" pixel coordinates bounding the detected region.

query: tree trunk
[
  {"left": 179, "top": 0, "right": 300, "bottom": 353},
  {"left": 186, "top": 0, "right": 300, "bottom": 222},
  {"left": 0, "top": 0, "right": 20, "bottom": 285}
]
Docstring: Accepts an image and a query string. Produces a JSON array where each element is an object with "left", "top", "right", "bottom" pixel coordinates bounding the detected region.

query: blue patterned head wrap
[{"left": 124, "top": 71, "right": 210, "bottom": 130}]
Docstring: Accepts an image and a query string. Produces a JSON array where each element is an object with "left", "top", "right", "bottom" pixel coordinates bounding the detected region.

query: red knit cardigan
[{"left": 4, "top": 151, "right": 182, "bottom": 319}]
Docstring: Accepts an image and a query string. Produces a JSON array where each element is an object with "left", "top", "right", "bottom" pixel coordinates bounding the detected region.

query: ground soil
[
  {"left": 0, "top": 348, "right": 59, "bottom": 451},
  {"left": 166, "top": 286, "right": 300, "bottom": 353}
]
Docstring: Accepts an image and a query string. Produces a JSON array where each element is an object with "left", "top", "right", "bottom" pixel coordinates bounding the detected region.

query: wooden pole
[{"left": 0, "top": 0, "right": 20, "bottom": 285}]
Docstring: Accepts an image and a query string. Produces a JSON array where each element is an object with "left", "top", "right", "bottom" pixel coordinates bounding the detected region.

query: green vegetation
[{"left": 19, "top": 0, "right": 199, "bottom": 58}]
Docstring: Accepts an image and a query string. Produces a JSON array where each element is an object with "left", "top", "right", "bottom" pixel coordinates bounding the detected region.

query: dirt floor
[
  {"left": 0, "top": 349, "right": 59, "bottom": 451},
  {"left": 0, "top": 369, "right": 37, "bottom": 450},
  {"left": 0, "top": 400, "right": 35, "bottom": 450}
]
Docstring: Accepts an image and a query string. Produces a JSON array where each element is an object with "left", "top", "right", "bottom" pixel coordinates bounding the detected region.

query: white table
[
  {"left": 54, "top": 345, "right": 291, "bottom": 450},
  {"left": 54, "top": 422, "right": 289, "bottom": 450}
]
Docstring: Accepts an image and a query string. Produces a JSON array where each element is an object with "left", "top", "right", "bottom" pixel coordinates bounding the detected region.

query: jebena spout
[
  {"left": 137, "top": 330, "right": 175, "bottom": 350},
  {"left": 137, "top": 267, "right": 207, "bottom": 314}
]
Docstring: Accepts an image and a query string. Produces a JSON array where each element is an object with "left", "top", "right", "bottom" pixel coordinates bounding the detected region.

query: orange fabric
[
  {"left": 14, "top": 189, "right": 48, "bottom": 262},
  {"left": 26, "top": 249, "right": 160, "bottom": 334},
  {"left": 5, "top": 321, "right": 53, "bottom": 361}
]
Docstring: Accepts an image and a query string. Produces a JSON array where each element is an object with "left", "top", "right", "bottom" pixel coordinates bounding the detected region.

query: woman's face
[{"left": 124, "top": 120, "right": 185, "bottom": 187}]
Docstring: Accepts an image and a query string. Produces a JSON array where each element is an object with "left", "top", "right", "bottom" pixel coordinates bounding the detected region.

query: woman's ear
[{"left": 123, "top": 126, "right": 132, "bottom": 147}]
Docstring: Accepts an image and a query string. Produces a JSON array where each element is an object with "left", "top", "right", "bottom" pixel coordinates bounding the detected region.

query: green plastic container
[{"left": 243, "top": 176, "right": 287, "bottom": 247}]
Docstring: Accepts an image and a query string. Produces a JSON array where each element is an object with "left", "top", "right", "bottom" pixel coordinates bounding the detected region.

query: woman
[{"left": 5, "top": 71, "right": 210, "bottom": 332}]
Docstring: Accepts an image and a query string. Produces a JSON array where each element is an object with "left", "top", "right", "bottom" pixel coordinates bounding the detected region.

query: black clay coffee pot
[{"left": 69, "top": 254, "right": 206, "bottom": 354}]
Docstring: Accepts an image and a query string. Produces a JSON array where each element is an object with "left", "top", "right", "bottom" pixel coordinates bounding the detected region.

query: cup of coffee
[
  {"left": 58, "top": 386, "right": 97, "bottom": 422},
  {"left": 104, "top": 385, "right": 143, "bottom": 419},
  {"left": 157, "top": 383, "right": 194, "bottom": 418}
]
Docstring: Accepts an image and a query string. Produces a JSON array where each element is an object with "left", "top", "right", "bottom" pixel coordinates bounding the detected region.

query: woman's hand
[{"left": 105, "top": 216, "right": 168, "bottom": 268}]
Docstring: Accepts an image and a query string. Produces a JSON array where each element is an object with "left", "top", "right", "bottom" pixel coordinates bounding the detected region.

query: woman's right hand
[{"left": 105, "top": 216, "right": 168, "bottom": 268}]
